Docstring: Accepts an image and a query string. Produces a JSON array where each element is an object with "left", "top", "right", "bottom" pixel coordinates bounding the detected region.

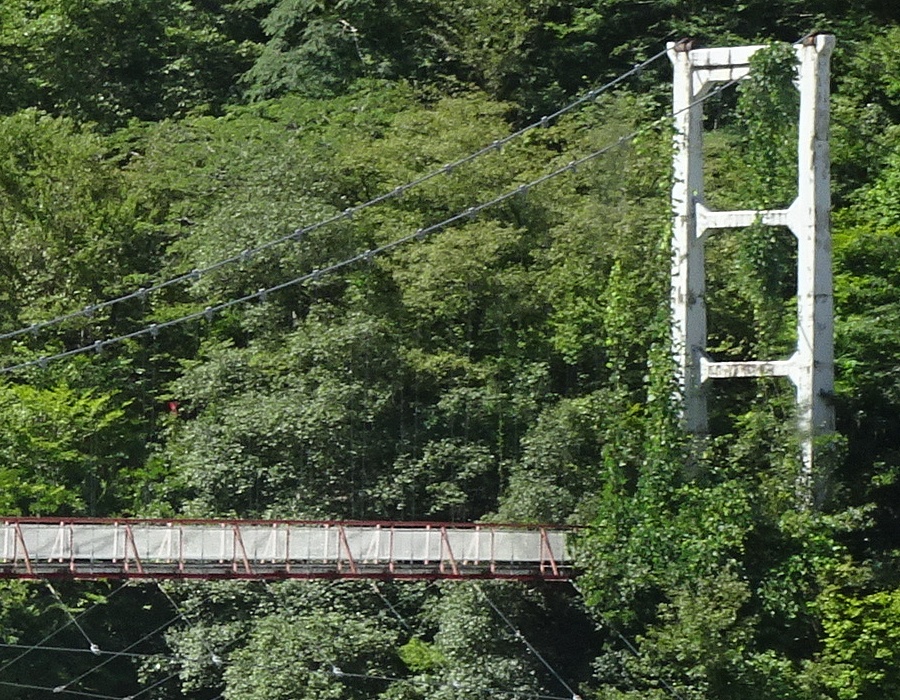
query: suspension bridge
[
  {"left": 0, "top": 35, "right": 833, "bottom": 585},
  {"left": 0, "top": 518, "right": 571, "bottom": 581},
  {"left": 0, "top": 36, "right": 669, "bottom": 592},
  {"left": 0, "top": 34, "right": 835, "bottom": 700}
]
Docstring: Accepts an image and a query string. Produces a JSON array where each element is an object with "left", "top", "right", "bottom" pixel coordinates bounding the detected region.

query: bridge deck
[{"left": 0, "top": 519, "right": 573, "bottom": 581}]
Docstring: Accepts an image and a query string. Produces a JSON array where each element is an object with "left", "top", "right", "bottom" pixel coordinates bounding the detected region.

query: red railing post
[
  {"left": 489, "top": 526, "right": 496, "bottom": 575},
  {"left": 13, "top": 522, "right": 33, "bottom": 576},
  {"left": 439, "top": 527, "right": 459, "bottom": 577},
  {"left": 337, "top": 525, "right": 359, "bottom": 575},
  {"left": 232, "top": 525, "right": 253, "bottom": 575},
  {"left": 178, "top": 523, "right": 185, "bottom": 574},
  {"left": 539, "top": 528, "right": 560, "bottom": 578},
  {"left": 68, "top": 522, "right": 75, "bottom": 574},
  {"left": 285, "top": 524, "right": 291, "bottom": 575},
  {"left": 388, "top": 525, "right": 395, "bottom": 575},
  {"left": 123, "top": 524, "right": 145, "bottom": 575}
]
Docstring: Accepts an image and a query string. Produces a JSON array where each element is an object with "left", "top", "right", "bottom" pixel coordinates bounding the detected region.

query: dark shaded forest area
[{"left": 0, "top": 1, "right": 900, "bottom": 698}]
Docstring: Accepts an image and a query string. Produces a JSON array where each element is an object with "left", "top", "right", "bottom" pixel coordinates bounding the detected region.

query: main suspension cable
[
  {"left": 0, "top": 48, "right": 667, "bottom": 345},
  {"left": 0, "top": 129, "right": 637, "bottom": 374},
  {"left": 0, "top": 71, "right": 740, "bottom": 377}
]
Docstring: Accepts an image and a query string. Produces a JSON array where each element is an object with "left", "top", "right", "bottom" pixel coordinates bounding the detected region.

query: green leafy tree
[
  {"left": 807, "top": 586, "right": 900, "bottom": 700},
  {"left": 0, "top": 0, "right": 257, "bottom": 129},
  {"left": 0, "top": 381, "right": 135, "bottom": 515}
]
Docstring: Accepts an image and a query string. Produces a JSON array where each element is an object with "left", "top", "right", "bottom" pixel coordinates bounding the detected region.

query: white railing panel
[
  {"left": 0, "top": 521, "right": 572, "bottom": 578},
  {"left": 70, "top": 526, "right": 117, "bottom": 561},
  {"left": 492, "top": 531, "right": 539, "bottom": 561},
  {"left": 237, "top": 526, "right": 286, "bottom": 561},
  {"left": 179, "top": 526, "right": 230, "bottom": 561},
  {"left": 285, "top": 526, "right": 340, "bottom": 561},
  {"left": 20, "top": 525, "right": 62, "bottom": 560}
]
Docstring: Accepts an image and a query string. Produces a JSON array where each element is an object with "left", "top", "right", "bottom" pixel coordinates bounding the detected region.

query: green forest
[{"left": 1, "top": 0, "right": 900, "bottom": 698}]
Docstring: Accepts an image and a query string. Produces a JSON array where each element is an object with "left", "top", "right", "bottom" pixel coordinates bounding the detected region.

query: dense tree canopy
[{"left": 0, "top": 2, "right": 897, "bottom": 699}]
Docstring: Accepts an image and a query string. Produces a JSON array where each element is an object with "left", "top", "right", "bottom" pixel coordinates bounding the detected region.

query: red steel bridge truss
[{"left": 0, "top": 518, "right": 574, "bottom": 582}]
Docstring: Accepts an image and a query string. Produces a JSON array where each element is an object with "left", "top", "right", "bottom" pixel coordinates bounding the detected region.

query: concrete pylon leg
[
  {"left": 668, "top": 36, "right": 835, "bottom": 504},
  {"left": 670, "top": 45, "right": 708, "bottom": 435}
]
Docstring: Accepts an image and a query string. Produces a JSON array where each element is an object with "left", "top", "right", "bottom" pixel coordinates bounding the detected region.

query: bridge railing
[{"left": 0, "top": 518, "right": 573, "bottom": 581}]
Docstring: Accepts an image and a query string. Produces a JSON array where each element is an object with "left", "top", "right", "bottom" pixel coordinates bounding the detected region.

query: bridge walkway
[{"left": 0, "top": 518, "right": 573, "bottom": 581}]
